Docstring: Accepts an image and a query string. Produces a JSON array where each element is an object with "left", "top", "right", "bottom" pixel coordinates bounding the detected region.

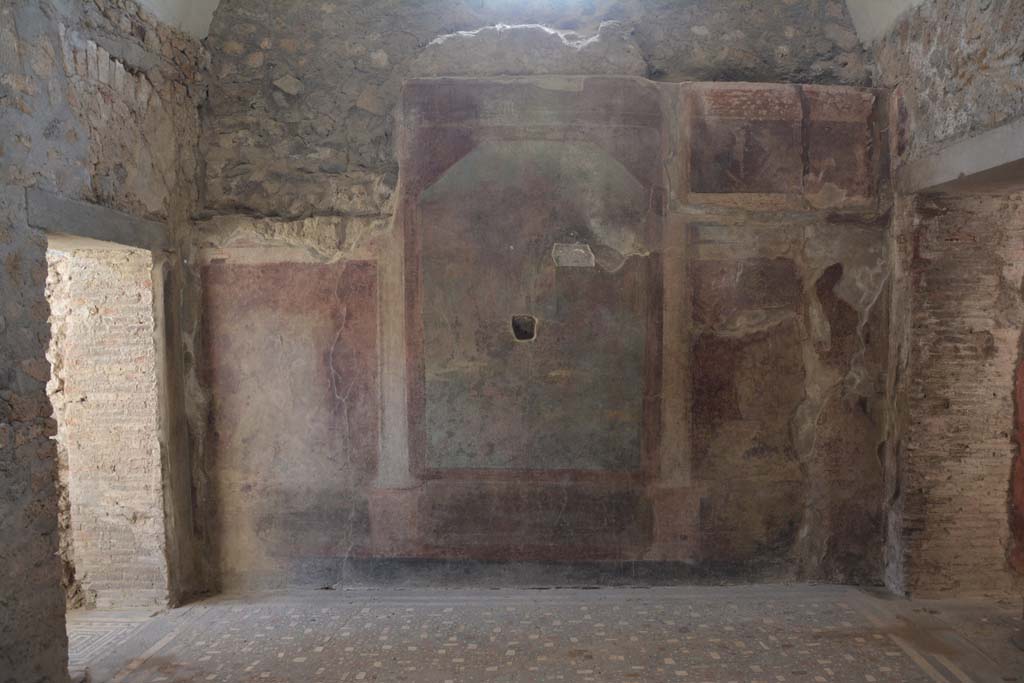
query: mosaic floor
[
  {"left": 68, "top": 585, "right": 1024, "bottom": 683},
  {"left": 66, "top": 608, "right": 154, "bottom": 679}
]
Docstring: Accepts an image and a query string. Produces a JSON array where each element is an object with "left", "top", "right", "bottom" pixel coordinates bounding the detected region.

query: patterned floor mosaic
[
  {"left": 68, "top": 586, "right": 1023, "bottom": 683},
  {"left": 66, "top": 609, "right": 153, "bottom": 678}
]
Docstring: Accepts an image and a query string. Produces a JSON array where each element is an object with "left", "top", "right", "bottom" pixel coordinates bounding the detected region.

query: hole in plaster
[{"left": 511, "top": 315, "right": 537, "bottom": 342}]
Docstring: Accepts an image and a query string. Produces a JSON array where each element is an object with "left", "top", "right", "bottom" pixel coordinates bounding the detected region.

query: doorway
[{"left": 44, "top": 242, "right": 169, "bottom": 609}]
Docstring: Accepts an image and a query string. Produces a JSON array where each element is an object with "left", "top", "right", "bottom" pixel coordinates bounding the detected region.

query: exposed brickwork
[
  {"left": 47, "top": 249, "right": 168, "bottom": 608},
  {"left": 46, "top": 253, "right": 87, "bottom": 609},
  {"left": 901, "top": 193, "right": 1024, "bottom": 597}
]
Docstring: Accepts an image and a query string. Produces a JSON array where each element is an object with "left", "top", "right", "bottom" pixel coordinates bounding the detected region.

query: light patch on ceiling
[
  {"left": 137, "top": 0, "right": 220, "bottom": 39},
  {"left": 845, "top": 0, "right": 928, "bottom": 44}
]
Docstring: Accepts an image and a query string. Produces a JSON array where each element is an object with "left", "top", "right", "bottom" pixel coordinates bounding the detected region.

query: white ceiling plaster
[
  {"left": 136, "top": 0, "right": 220, "bottom": 39},
  {"left": 845, "top": 0, "right": 928, "bottom": 44}
]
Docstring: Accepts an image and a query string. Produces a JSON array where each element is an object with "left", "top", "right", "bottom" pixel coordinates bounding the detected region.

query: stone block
[{"left": 26, "top": 187, "right": 169, "bottom": 251}]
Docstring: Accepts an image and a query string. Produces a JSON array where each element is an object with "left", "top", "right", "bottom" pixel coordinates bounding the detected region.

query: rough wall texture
[
  {"left": 1, "top": 0, "right": 204, "bottom": 676},
  {"left": 197, "top": 72, "right": 892, "bottom": 588},
  {"left": 201, "top": 0, "right": 870, "bottom": 221},
  {"left": 46, "top": 248, "right": 168, "bottom": 609},
  {"left": 896, "top": 193, "right": 1024, "bottom": 597},
  {"left": 1, "top": 0, "right": 203, "bottom": 219},
  {"left": 872, "top": 0, "right": 1024, "bottom": 163},
  {"left": 0, "top": 185, "right": 67, "bottom": 683},
  {"left": 45, "top": 253, "right": 86, "bottom": 609}
]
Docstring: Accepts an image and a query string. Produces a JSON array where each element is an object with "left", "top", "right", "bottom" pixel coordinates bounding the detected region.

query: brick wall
[
  {"left": 46, "top": 254, "right": 86, "bottom": 608},
  {"left": 47, "top": 248, "right": 168, "bottom": 608},
  {"left": 901, "top": 193, "right": 1024, "bottom": 597}
]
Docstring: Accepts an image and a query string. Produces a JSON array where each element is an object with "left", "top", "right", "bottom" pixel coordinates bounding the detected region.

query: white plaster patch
[
  {"left": 551, "top": 242, "right": 596, "bottom": 268},
  {"left": 136, "top": 0, "right": 220, "bottom": 39},
  {"left": 845, "top": 0, "right": 927, "bottom": 43}
]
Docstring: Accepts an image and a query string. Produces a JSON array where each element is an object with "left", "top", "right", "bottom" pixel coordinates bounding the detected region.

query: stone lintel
[
  {"left": 26, "top": 188, "right": 169, "bottom": 252},
  {"left": 898, "top": 118, "right": 1024, "bottom": 195}
]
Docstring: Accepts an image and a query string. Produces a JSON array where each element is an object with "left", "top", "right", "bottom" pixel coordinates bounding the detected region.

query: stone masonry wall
[
  {"left": 1, "top": 0, "right": 204, "bottom": 677},
  {"left": 898, "top": 193, "right": 1024, "bottom": 597},
  {"left": 201, "top": 0, "right": 870, "bottom": 221},
  {"left": 872, "top": 0, "right": 1024, "bottom": 164},
  {"left": 46, "top": 248, "right": 167, "bottom": 609},
  {"left": 0, "top": 186, "right": 67, "bottom": 683},
  {"left": 2, "top": 0, "right": 204, "bottom": 219}
]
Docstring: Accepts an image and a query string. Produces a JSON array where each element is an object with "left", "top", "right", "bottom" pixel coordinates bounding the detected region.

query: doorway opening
[{"left": 44, "top": 241, "right": 170, "bottom": 611}]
